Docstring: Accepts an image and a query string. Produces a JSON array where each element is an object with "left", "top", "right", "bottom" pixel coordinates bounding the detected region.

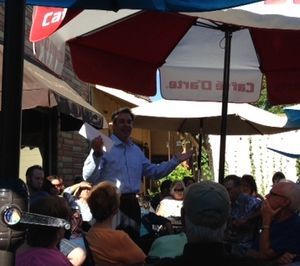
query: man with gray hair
[
  {"left": 247, "top": 180, "right": 300, "bottom": 265},
  {"left": 154, "top": 181, "right": 266, "bottom": 266}
]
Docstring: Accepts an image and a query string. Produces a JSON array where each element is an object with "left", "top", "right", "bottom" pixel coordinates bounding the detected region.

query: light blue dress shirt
[{"left": 82, "top": 134, "right": 179, "bottom": 194}]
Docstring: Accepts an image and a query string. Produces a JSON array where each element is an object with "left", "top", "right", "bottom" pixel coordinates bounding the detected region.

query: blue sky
[
  {"left": 150, "top": 71, "right": 162, "bottom": 102},
  {"left": 150, "top": 87, "right": 162, "bottom": 102}
]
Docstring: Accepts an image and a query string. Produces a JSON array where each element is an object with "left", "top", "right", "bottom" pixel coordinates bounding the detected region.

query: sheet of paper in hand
[{"left": 79, "top": 122, "right": 113, "bottom": 152}]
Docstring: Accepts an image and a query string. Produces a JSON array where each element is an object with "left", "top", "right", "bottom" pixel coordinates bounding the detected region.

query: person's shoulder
[
  {"left": 16, "top": 247, "right": 72, "bottom": 266},
  {"left": 223, "top": 255, "right": 267, "bottom": 266},
  {"left": 239, "top": 193, "right": 262, "bottom": 205},
  {"left": 150, "top": 255, "right": 267, "bottom": 266},
  {"left": 151, "top": 256, "right": 184, "bottom": 266}
]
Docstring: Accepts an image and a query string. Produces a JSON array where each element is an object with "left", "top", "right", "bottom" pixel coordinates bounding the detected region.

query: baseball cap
[{"left": 184, "top": 181, "right": 230, "bottom": 229}]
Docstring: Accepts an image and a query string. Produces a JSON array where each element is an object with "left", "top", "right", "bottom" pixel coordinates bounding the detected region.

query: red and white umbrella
[
  {"left": 30, "top": 1, "right": 300, "bottom": 182},
  {"left": 30, "top": 1, "right": 300, "bottom": 105}
]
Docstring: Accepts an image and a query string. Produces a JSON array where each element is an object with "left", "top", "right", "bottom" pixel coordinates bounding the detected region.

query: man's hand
[
  {"left": 261, "top": 199, "right": 282, "bottom": 225},
  {"left": 91, "top": 135, "right": 104, "bottom": 157},
  {"left": 174, "top": 150, "right": 193, "bottom": 163},
  {"left": 277, "top": 252, "right": 297, "bottom": 265}
]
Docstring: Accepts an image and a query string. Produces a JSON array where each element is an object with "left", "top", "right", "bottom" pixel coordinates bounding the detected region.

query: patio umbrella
[
  {"left": 131, "top": 99, "right": 295, "bottom": 179},
  {"left": 131, "top": 100, "right": 291, "bottom": 135},
  {"left": 30, "top": 1, "right": 300, "bottom": 181},
  {"left": 62, "top": 5, "right": 300, "bottom": 104},
  {"left": 3, "top": 1, "right": 264, "bottom": 182},
  {"left": 283, "top": 104, "right": 300, "bottom": 128},
  {"left": 0, "top": 0, "right": 264, "bottom": 263},
  {"left": 0, "top": 0, "right": 263, "bottom": 11},
  {"left": 267, "top": 104, "right": 300, "bottom": 158}
]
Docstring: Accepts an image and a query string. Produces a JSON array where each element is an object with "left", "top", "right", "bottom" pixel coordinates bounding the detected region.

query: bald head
[{"left": 273, "top": 180, "right": 300, "bottom": 213}]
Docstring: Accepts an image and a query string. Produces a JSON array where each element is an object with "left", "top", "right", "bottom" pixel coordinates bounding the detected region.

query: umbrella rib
[
  {"left": 242, "top": 118, "right": 264, "bottom": 135},
  {"left": 195, "top": 20, "right": 244, "bottom": 32},
  {"left": 178, "top": 118, "right": 187, "bottom": 132}
]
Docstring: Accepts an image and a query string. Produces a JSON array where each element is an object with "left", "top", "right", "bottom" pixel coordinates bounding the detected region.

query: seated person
[
  {"left": 153, "top": 181, "right": 267, "bottom": 266},
  {"left": 43, "top": 175, "right": 65, "bottom": 196},
  {"left": 86, "top": 181, "right": 146, "bottom": 265},
  {"left": 139, "top": 195, "right": 173, "bottom": 238},
  {"left": 156, "top": 180, "right": 185, "bottom": 219},
  {"left": 223, "top": 174, "right": 262, "bottom": 256},
  {"left": 182, "top": 176, "right": 195, "bottom": 187},
  {"left": 148, "top": 231, "right": 187, "bottom": 260},
  {"left": 247, "top": 180, "right": 300, "bottom": 265},
  {"left": 15, "top": 195, "right": 86, "bottom": 266},
  {"left": 150, "top": 180, "right": 172, "bottom": 210},
  {"left": 63, "top": 181, "right": 93, "bottom": 226}
]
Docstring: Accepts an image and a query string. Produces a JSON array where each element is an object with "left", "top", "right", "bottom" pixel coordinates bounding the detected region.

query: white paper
[{"left": 79, "top": 123, "right": 113, "bottom": 152}]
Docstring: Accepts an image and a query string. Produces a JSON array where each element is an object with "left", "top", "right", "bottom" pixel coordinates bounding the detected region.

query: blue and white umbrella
[{"left": 267, "top": 106, "right": 300, "bottom": 159}]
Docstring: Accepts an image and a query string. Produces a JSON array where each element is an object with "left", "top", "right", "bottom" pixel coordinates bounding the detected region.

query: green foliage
[
  {"left": 296, "top": 159, "right": 300, "bottom": 182},
  {"left": 253, "top": 78, "right": 286, "bottom": 114},
  {"left": 147, "top": 165, "right": 192, "bottom": 197},
  {"left": 201, "top": 145, "right": 213, "bottom": 180},
  {"left": 165, "top": 164, "right": 192, "bottom": 182}
]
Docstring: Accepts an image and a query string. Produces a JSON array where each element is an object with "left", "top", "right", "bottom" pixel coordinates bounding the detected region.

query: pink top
[{"left": 16, "top": 247, "right": 72, "bottom": 266}]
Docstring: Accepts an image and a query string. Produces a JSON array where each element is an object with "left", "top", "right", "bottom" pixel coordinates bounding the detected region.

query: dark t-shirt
[{"left": 153, "top": 242, "right": 267, "bottom": 266}]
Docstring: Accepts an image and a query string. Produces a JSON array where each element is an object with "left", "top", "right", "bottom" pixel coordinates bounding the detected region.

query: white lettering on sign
[
  {"left": 167, "top": 80, "right": 255, "bottom": 93},
  {"left": 42, "top": 9, "right": 67, "bottom": 27}
]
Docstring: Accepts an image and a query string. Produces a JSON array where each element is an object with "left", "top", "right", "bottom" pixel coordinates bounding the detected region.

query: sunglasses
[
  {"left": 174, "top": 188, "right": 184, "bottom": 192},
  {"left": 269, "top": 190, "right": 287, "bottom": 199}
]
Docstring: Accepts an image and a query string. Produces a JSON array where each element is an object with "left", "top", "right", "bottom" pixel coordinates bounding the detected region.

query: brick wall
[{"left": 0, "top": 6, "right": 91, "bottom": 186}]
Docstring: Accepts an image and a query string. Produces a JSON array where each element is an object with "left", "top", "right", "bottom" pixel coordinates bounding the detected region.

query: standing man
[{"left": 82, "top": 107, "right": 193, "bottom": 240}]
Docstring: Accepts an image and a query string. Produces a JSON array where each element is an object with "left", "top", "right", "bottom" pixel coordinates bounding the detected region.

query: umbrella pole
[
  {"left": 0, "top": 0, "right": 25, "bottom": 180},
  {"left": 197, "top": 133, "right": 202, "bottom": 181},
  {"left": 197, "top": 119, "right": 203, "bottom": 182},
  {"left": 0, "top": 1, "right": 28, "bottom": 265},
  {"left": 218, "top": 29, "right": 233, "bottom": 184}
]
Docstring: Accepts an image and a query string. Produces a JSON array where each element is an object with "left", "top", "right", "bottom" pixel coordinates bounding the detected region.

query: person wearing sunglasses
[
  {"left": 247, "top": 180, "right": 300, "bottom": 265},
  {"left": 156, "top": 180, "right": 185, "bottom": 222}
]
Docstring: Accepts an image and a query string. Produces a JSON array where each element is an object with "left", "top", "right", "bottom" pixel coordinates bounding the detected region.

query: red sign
[{"left": 29, "top": 6, "right": 67, "bottom": 42}]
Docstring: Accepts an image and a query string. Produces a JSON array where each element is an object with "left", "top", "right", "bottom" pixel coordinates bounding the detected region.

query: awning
[{"left": 0, "top": 45, "right": 107, "bottom": 130}]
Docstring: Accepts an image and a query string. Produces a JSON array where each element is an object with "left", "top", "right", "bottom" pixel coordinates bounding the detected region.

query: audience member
[
  {"left": 43, "top": 175, "right": 65, "bottom": 196},
  {"left": 223, "top": 174, "right": 262, "bottom": 256},
  {"left": 15, "top": 195, "right": 85, "bottom": 266},
  {"left": 25, "top": 165, "right": 48, "bottom": 204},
  {"left": 156, "top": 180, "right": 185, "bottom": 219},
  {"left": 241, "top": 174, "right": 264, "bottom": 201},
  {"left": 153, "top": 181, "right": 266, "bottom": 266},
  {"left": 139, "top": 195, "right": 173, "bottom": 239},
  {"left": 148, "top": 231, "right": 187, "bottom": 260},
  {"left": 63, "top": 181, "right": 93, "bottom": 225},
  {"left": 272, "top": 171, "right": 286, "bottom": 185},
  {"left": 150, "top": 179, "right": 172, "bottom": 211},
  {"left": 183, "top": 176, "right": 196, "bottom": 187},
  {"left": 86, "top": 181, "right": 146, "bottom": 265},
  {"left": 247, "top": 180, "right": 300, "bottom": 265},
  {"left": 82, "top": 107, "right": 192, "bottom": 239}
]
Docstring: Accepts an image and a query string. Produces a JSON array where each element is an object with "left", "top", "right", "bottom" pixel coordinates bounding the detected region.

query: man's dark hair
[
  {"left": 111, "top": 107, "right": 135, "bottom": 122},
  {"left": 27, "top": 196, "right": 71, "bottom": 247},
  {"left": 272, "top": 171, "right": 285, "bottom": 183},
  {"left": 241, "top": 174, "right": 258, "bottom": 194},
  {"left": 25, "top": 165, "right": 43, "bottom": 178},
  {"left": 223, "top": 174, "right": 241, "bottom": 187}
]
